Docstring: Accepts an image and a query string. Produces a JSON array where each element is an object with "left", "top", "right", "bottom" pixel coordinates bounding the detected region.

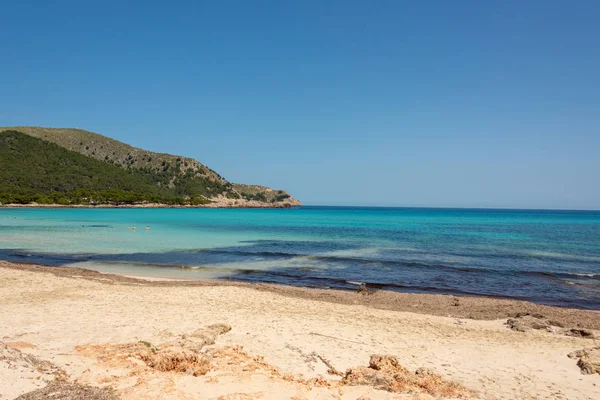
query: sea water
[{"left": 1, "top": 206, "right": 599, "bottom": 309}]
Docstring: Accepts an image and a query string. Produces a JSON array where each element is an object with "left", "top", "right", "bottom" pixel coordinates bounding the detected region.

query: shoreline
[{"left": 2, "top": 260, "right": 599, "bottom": 329}]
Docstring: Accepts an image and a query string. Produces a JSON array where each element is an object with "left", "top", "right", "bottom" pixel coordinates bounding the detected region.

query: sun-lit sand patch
[{"left": 2, "top": 262, "right": 600, "bottom": 400}]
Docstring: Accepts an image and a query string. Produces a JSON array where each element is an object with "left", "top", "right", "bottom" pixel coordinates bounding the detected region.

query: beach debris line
[
  {"left": 357, "top": 282, "right": 374, "bottom": 295},
  {"left": 316, "top": 354, "right": 344, "bottom": 376},
  {"left": 568, "top": 347, "right": 600, "bottom": 375},
  {"left": 0, "top": 341, "right": 64, "bottom": 380},
  {"left": 15, "top": 381, "right": 119, "bottom": 400},
  {"left": 347, "top": 281, "right": 375, "bottom": 295},
  {"left": 505, "top": 313, "right": 595, "bottom": 338},
  {"left": 565, "top": 328, "right": 596, "bottom": 339},
  {"left": 0, "top": 342, "right": 113, "bottom": 400}
]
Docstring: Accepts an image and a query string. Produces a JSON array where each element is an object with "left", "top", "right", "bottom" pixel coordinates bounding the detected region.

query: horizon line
[{"left": 300, "top": 204, "right": 600, "bottom": 212}]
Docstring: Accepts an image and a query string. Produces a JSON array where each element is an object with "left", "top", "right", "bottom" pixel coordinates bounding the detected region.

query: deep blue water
[{"left": 1, "top": 206, "right": 599, "bottom": 309}]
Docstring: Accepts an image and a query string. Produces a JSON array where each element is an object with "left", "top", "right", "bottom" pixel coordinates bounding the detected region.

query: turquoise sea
[{"left": 1, "top": 206, "right": 599, "bottom": 309}]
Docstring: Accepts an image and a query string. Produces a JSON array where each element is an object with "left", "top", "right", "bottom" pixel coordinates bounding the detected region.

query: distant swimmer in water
[
  {"left": 132, "top": 226, "right": 137, "bottom": 231},
  {"left": 145, "top": 226, "right": 150, "bottom": 230}
]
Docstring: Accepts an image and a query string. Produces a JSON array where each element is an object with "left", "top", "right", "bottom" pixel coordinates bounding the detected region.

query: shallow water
[{"left": 1, "top": 206, "right": 599, "bottom": 309}]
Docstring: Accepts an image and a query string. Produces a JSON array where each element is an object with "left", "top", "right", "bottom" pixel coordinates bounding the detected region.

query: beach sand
[{"left": 1, "top": 261, "right": 599, "bottom": 399}]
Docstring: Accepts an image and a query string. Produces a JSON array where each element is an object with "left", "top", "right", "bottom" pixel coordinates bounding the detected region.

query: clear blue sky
[{"left": 2, "top": 1, "right": 599, "bottom": 209}]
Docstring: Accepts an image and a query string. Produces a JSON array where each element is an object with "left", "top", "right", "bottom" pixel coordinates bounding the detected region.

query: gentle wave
[
  {"left": 197, "top": 248, "right": 600, "bottom": 281},
  {"left": 4, "top": 248, "right": 600, "bottom": 283}
]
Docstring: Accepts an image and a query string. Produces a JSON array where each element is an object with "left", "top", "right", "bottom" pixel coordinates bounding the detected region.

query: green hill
[
  {"left": 0, "top": 127, "right": 301, "bottom": 207},
  {"left": 0, "top": 130, "right": 211, "bottom": 205},
  {"left": 232, "top": 184, "right": 294, "bottom": 203},
  {"left": 3, "top": 126, "right": 233, "bottom": 191}
]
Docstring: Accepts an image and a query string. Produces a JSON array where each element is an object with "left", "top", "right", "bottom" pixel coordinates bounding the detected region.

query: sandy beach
[{"left": 1, "top": 261, "right": 599, "bottom": 400}]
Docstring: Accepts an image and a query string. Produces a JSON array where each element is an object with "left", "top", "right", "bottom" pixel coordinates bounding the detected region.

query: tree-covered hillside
[
  {"left": 0, "top": 130, "right": 214, "bottom": 205},
  {"left": 0, "top": 126, "right": 237, "bottom": 197},
  {"left": 0, "top": 127, "right": 302, "bottom": 207},
  {"left": 232, "top": 184, "right": 294, "bottom": 203}
]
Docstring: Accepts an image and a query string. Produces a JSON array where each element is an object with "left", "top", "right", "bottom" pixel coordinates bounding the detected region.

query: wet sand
[{"left": 1, "top": 261, "right": 599, "bottom": 399}]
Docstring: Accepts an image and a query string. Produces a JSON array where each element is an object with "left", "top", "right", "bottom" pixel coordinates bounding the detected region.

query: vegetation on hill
[
  {"left": 0, "top": 127, "right": 301, "bottom": 207},
  {"left": 232, "top": 184, "right": 295, "bottom": 203},
  {"left": 0, "top": 130, "right": 213, "bottom": 205},
  {"left": 1, "top": 126, "right": 238, "bottom": 198}
]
